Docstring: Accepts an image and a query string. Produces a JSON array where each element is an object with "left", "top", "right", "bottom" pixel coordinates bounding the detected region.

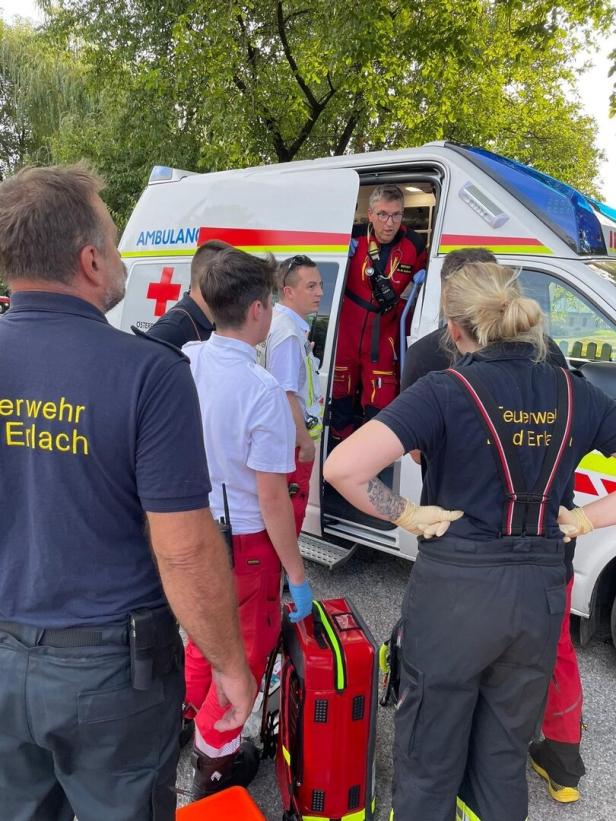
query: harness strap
[
  {"left": 446, "top": 367, "right": 573, "bottom": 537},
  {"left": 344, "top": 288, "right": 380, "bottom": 313}
]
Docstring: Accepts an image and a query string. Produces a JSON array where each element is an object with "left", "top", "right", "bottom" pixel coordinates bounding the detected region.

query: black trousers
[
  {"left": 0, "top": 617, "right": 184, "bottom": 821},
  {"left": 392, "top": 537, "right": 566, "bottom": 821}
]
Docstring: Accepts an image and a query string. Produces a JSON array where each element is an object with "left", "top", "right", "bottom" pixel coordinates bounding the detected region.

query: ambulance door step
[{"left": 298, "top": 533, "right": 358, "bottom": 569}]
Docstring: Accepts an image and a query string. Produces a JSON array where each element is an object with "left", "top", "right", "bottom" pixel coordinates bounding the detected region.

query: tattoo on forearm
[{"left": 367, "top": 478, "right": 407, "bottom": 521}]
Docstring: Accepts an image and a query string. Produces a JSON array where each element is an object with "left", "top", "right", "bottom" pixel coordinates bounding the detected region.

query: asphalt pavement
[{"left": 177, "top": 546, "right": 616, "bottom": 820}]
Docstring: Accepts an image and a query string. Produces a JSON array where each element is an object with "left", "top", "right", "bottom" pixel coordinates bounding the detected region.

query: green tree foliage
[
  {"left": 610, "top": 44, "right": 615, "bottom": 116},
  {"left": 11, "top": 0, "right": 616, "bottom": 221},
  {"left": 0, "top": 19, "right": 92, "bottom": 179}
]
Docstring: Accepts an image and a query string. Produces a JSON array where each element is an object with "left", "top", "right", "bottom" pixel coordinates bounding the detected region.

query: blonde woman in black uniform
[{"left": 324, "top": 262, "right": 616, "bottom": 821}]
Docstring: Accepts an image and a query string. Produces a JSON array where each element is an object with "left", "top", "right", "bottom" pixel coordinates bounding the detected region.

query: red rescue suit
[{"left": 332, "top": 224, "right": 426, "bottom": 439}]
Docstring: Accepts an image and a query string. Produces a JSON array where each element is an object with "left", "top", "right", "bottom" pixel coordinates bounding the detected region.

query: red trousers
[
  {"left": 542, "top": 577, "right": 582, "bottom": 743},
  {"left": 184, "top": 530, "right": 281, "bottom": 752},
  {"left": 332, "top": 297, "right": 401, "bottom": 439},
  {"left": 287, "top": 447, "right": 314, "bottom": 535}
]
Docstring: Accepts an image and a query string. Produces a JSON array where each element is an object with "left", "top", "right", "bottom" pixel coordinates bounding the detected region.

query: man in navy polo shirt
[
  {"left": 147, "top": 240, "right": 229, "bottom": 347},
  {"left": 0, "top": 165, "right": 255, "bottom": 821}
]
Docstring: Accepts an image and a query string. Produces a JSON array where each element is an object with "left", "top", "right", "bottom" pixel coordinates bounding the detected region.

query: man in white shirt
[
  {"left": 264, "top": 255, "right": 324, "bottom": 533},
  {"left": 182, "top": 248, "right": 313, "bottom": 800}
]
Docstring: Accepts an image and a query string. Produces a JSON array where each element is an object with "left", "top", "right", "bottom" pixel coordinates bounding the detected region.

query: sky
[{"left": 2, "top": 0, "right": 615, "bottom": 202}]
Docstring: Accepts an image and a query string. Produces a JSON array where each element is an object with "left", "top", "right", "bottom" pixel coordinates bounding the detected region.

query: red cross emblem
[{"left": 147, "top": 267, "right": 181, "bottom": 316}]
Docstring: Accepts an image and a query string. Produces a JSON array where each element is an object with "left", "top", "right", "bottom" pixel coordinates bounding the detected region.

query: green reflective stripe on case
[
  {"left": 312, "top": 600, "right": 346, "bottom": 691},
  {"left": 282, "top": 744, "right": 291, "bottom": 766}
]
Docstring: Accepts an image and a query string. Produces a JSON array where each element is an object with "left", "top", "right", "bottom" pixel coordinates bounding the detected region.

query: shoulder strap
[
  {"left": 167, "top": 307, "right": 201, "bottom": 341},
  {"left": 446, "top": 366, "right": 573, "bottom": 536}
]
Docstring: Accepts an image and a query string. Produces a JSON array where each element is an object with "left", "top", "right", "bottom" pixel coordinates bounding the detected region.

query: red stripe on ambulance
[
  {"left": 197, "top": 226, "right": 350, "bottom": 247},
  {"left": 440, "top": 234, "right": 544, "bottom": 246}
]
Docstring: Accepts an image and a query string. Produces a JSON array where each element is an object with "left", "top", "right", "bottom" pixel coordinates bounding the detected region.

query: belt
[{"left": 0, "top": 605, "right": 176, "bottom": 648}]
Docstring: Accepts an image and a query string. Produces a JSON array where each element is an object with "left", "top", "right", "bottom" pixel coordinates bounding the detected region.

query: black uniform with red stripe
[{"left": 376, "top": 342, "right": 616, "bottom": 821}]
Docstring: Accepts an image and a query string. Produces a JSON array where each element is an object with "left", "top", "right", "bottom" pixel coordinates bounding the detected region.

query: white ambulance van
[{"left": 110, "top": 141, "right": 616, "bottom": 647}]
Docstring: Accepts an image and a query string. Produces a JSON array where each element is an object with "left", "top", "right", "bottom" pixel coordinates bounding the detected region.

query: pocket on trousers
[
  {"left": 76, "top": 675, "right": 172, "bottom": 772},
  {"left": 396, "top": 660, "right": 424, "bottom": 756},
  {"left": 332, "top": 367, "right": 351, "bottom": 398},
  {"left": 78, "top": 678, "right": 164, "bottom": 724},
  {"left": 546, "top": 584, "right": 566, "bottom": 616}
]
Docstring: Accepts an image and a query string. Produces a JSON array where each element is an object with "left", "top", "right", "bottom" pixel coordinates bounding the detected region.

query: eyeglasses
[
  {"left": 374, "top": 210, "right": 404, "bottom": 224},
  {"left": 281, "top": 254, "right": 315, "bottom": 287}
]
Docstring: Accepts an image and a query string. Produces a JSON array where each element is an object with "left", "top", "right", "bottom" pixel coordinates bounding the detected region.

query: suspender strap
[{"left": 446, "top": 367, "right": 573, "bottom": 537}]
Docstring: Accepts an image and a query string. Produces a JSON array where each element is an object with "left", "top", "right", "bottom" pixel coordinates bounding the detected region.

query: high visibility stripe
[
  {"left": 439, "top": 243, "right": 553, "bottom": 255},
  {"left": 121, "top": 243, "right": 348, "bottom": 258},
  {"left": 303, "top": 813, "right": 365, "bottom": 821},
  {"left": 456, "top": 797, "right": 481, "bottom": 820},
  {"left": 438, "top": 234, "right": 553, "bottom": 255},
  {"left": 578, "top": 451, "right": 616, "bottom": 478},
  {"left": 305, "top": 351, "right": 323, "bottom": 440},
  {"left": 312, "top": 600, "right": 346, "bottom": 691},
  {"left": 122, "top": 249, "right": 195, "bottom": 258},
  {"left": 282, "top": 744, "right": 291, "bottom": 765}
]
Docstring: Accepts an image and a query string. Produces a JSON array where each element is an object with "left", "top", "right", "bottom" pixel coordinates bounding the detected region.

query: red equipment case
[{"left": 276, "top": 598, "right": 378, "bottom": 821}]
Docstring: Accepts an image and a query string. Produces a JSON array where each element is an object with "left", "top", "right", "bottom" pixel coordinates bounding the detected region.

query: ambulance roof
[{"left": 147, "top": 142, "right": 615, "bottom": 258}]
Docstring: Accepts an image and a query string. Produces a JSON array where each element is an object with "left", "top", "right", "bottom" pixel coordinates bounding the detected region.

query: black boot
[
  {"left": 190, "top": 740, "right": 260, "bottom": 801},
  {"left": 529, "top": 738, "right": 585, "bottom": 802}
]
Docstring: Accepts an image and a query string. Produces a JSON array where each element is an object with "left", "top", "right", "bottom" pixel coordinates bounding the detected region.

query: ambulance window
[
  {"left": 309, "top": 261, "right": 339, "bottom": 363},
  {"left": 520, "top": 269, "right": 616, "bottom": 362}
]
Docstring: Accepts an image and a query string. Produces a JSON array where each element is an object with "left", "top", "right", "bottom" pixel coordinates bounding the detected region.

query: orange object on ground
[{"left": 176, "top": 786, "right": 265, "bottom": 820}]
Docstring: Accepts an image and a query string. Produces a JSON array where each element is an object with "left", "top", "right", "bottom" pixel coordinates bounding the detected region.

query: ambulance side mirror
[{"left": 578, "top": 361, "right": 616, "bottom": 399}]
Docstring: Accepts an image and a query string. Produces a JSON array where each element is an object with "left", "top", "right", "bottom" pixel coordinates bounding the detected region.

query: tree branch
[
  {"left": 276, "top": 0, "right": 319, "bottom": 111},
  {"left": 334, "top": 96, "right": 363, "bottom": 155}
]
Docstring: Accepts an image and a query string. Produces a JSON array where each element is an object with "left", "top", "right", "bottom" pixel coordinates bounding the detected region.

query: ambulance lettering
[{"left": 136, "top": 227, "right": 198, "bottom": 247}]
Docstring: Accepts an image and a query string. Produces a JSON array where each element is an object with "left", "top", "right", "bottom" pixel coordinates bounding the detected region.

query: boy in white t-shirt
[{"left": 182, "top": 248, "right": 313, "bottom": 799}]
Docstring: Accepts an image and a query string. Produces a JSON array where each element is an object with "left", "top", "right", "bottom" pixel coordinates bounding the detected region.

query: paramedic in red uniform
[{"left": 331, "top": 183, "right": 427, "bottom": 440}]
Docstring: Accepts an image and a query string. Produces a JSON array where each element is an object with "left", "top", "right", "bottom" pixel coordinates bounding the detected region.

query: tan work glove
[
  {"left": 394, "top": 499, "right": 464, "bottom": 539},
  {"left": 558, "top": 505, "right": 594, "bottom": 543}
]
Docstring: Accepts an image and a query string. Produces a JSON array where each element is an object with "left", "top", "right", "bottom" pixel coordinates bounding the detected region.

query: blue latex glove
[
  {"left": 288, "top": 579, "right": 313, "bottom": 623},
  {"left": 348, "top": 238, "right": 358, "bottom": 257}
]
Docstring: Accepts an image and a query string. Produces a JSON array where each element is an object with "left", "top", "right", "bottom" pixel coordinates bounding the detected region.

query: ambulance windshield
[{"left": 449, "top": 144, "right": 607, "bottom": 256}]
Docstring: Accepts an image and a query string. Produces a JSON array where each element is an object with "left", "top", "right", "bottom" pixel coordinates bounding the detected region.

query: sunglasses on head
[{"left": 281, "top": 254, "right": 315, "bottom": 286}]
